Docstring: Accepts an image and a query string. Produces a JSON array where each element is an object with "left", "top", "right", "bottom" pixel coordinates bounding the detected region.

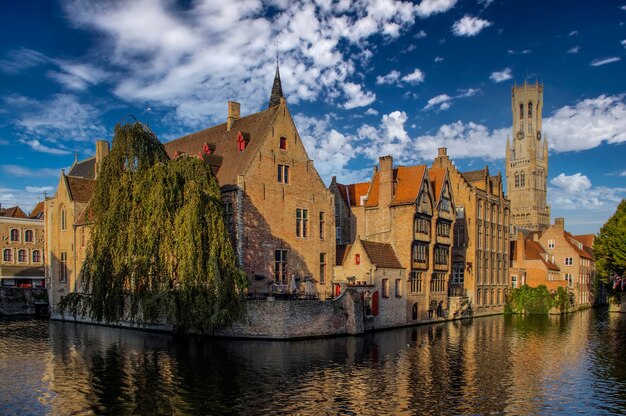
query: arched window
[
  {"left": 520, "top": 103, "right": 524, "bottom": 119},
  {"left": 483, "top": 289, "right": 488, "bottom": 306},
  {"left": 528, "top": 101, "right": 532, "bottom": 117},
  {"left": 18, "top": 250, "right": 27, "bottom": 262},
  {"left": 25, "top": 229, "right": 33, "bottom": 242},
  {"left": 60, "top": 206, "right": 66, "bottom": 231},
  {"left": 3, "top": 249, "right": 13, "bottom": 262},
  {"left": 10, "top": 229, "right": 19, "bottom": 242},
  {"left": 515, "top": 173, "right": 520, "bottom": 187},
  {"left": 477, "top": 289, "right": 481, "bottom": 306},
  {"left": 497, "top": 289, "right": 501, "bottom": 305},
  {"left": 520, "top": 172, "right": 526, "bottom": 187},
  {"left": 412, "top": 303, "right": 418, "bottom": 321},
  {"left": 491, "top": 289, "right": 495, "bottom": 305},
  {"left": 32, "top": 250, "right": 41, "bottom": 263}
]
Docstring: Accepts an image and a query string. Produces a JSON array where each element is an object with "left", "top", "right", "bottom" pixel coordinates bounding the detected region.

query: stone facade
[
  {"left": 505, "top": 82, "right": 550, "bottom": 233},
  {"left": 432, "top": 148, "right": 510, "bottom": 315},
  {"left": 0, "top": 212, "right": 45, "bottom": 287}
]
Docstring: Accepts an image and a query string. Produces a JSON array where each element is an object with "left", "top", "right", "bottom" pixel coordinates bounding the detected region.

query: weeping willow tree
[{"left": 60, "top": 122, "right": 247, "bottom": 331}]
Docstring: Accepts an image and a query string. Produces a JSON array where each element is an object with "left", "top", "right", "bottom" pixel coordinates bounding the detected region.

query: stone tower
[{"left": 505, "top": 81, "right": 550, "bottom": 233}]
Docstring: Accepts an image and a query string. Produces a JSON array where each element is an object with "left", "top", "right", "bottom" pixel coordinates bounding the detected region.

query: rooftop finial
[{"left": 268, "top": 57, "right": 284, "bottom": 108}]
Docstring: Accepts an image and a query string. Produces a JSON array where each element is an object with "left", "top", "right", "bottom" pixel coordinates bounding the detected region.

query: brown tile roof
[
  {"left": 565, "top": 231, "right": 593, "bottom": 260},
  {"left": 526, "top": 240, "right": 560, "bottom": 271},
  {"left": 65, "top": 176, "right": 95, "bottom": 203},
  {"left": 429, "top": 167, "right": 446, "bottom": 203},
  {"left": 163, "top": 106, "right": 280, "bottom": 190},
  {"left": 0, "top": 206, "right": 27, "bottom": 218},
  {"left": 361, "top": 240, "right": 403, "bottom": 269},
  {"left": 364, "top": 165, "right": 426, "bottom": 208},
  {"left": 68, "top": 157, "right": 96, "bottom": 179},
  {"left": 29, "top": 201, "right": 44, "bottom": 219},
  {"left": 461, "top": 168, "right": 487, "bottom": 184},
  {"left": 336, "top": 244, "right": 351, "bottom": 266},
  {"left": 573, "top": 234, "right": 594, "bottom": 248},
  {"left": 337, "top": 182, "right": 370, "bottom": 207}
]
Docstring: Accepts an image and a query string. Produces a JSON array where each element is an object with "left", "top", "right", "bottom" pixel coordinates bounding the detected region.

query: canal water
[{"left": 1, "top": 308, "right": 625, "bottom": 415}]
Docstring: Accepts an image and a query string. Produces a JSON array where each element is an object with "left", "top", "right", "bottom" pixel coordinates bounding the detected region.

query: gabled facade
[
  {"left": 0, "top": 208, "right": 44, "bottom": 288},
  {"left": 432, "top": 147, "right": 510, "bottom": 314},
  {"left": 164, "top": 68, "right": 336, "bottom": 298},
  {"left": 510, "top": 231, "right": 563, "bottom": 291}
]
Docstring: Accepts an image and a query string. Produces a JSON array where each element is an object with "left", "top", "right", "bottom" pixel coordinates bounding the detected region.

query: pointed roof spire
[{"left": 268, "top": 61, "right": 284, "bottom": 108}]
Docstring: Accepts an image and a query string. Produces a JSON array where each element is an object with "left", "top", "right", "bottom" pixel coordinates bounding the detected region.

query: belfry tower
[{"left": 505, "top": 81, "right": 550, "bottom": 233}]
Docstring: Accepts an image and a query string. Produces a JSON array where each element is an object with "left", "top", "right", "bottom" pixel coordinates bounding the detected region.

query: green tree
[
  {"left": 594, "top": 199, "right": 626, "bottom": 287},
  {"left": 60, "top": 122, "right": 247, "bottom": 331}
]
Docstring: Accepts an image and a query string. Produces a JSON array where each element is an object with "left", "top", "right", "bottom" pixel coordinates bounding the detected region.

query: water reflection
[{"left": 1, "top": 309, "right": 625, "bottom": 415}]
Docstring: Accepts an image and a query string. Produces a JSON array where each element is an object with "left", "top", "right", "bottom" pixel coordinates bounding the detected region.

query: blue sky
[{"left": 0, "top": 0, "right": 625, "bottom": 234}]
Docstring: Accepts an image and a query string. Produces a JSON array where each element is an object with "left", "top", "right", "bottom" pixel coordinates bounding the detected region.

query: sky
[{"left": 0, "top": 0, "right": 625, "bottom": 235}]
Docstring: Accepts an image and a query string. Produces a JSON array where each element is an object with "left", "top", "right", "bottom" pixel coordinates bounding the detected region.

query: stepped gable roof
[
  {"left": 0, "top": 206, "right": 27, "bottom": 218},
  {"left": 29, "top": 201, "right": 44, "bottom": 219},
  {"left": 361, "top": 240, "right": 403, "bottom": 269},
  {"left": 163, "top": 105, "right": 279, "bottom": 190},
  {"left": 365, "top": 165, "right": 426, "bottom": 208},
  {"left": 65, "top": 176, "right": 95, "bottom": 203},
  {"left": 337, "top": 182, "right": 370, "bottom": 207},
  {"left": 526, "top": 240, "right": 560, "bottom": 271},
  {"left": 429, "top": 167, "right": 446, "bottom": 203},
  {"left": 336, "top": 244, "right": 351, "bottom": 266},
  {"left": 461, "top": 168, "right": 487, "bottom": 184},
  {"left": 68, "top": 157, "right": 96, "bottom": 179},
  {"left": 565, "top": 231, "right": 593, "bottom": 260}
]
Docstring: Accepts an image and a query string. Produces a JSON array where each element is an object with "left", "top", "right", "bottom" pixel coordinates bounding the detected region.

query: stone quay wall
[
  {"left": 609, "top": 293, "right": 626, "bottom": 313},
  {"left": 0, "top": 287, "right": 48, "bottom": 316}
]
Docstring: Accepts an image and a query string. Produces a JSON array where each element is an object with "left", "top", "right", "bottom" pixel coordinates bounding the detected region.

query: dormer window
[
  {"left": 236, "top": 132, "right": 249, "bottom": 152},
  {"left": 279, "top": 136, "right": 287, "bottom": 150}
]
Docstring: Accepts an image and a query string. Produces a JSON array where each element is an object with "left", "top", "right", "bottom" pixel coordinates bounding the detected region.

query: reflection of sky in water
[{"left": 1, "top": 310, "right": 625, "bottom": 415}]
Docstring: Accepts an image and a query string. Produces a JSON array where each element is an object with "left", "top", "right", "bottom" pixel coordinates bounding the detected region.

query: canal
[{"left": 1, "top": 308, "right": 625, "bottom": 415}]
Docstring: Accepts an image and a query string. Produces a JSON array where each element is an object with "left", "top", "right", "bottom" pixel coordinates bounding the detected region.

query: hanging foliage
[{"left": 59, "top": 122, "right": 247, "bottom": 331}]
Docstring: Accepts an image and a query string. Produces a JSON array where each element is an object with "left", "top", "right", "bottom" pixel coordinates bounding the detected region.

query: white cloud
[
  {"left": 0, "top": 48, "right": 48, "bottom": 74},
  {"left": 425, "top": 94, "right": 452, "bottom": 110},
  {"left": 20, "top": 139, "right": 71, "bottom": 155},
  {"left": 434, "top": 56, "right": 444, "bottom": 62},
  {"left": 569, "top": 30, "right": 578, "bottom": 36},
  {"left": 415, "top": 30, "right": 427, "bottom": 38},
  {"left": 376, "top": 70, "right": 401, "bottom": 85},
  {"left": 452, "top": 15, "right": 492, "bottom": 37},
  {"left": 365, "top": 108, "right": 379, "bottom": 115},
  {"left": 25, "top": 186, "right": 54, "bottom": 193},
  {"left": 343, "top": 82, "right": 376, "bottom": 109},
  {"left": 0, "top": 186, "right": 48, "bottom": 213},
  {"left": 489, "top": 67, "right": 512, "bottom": 83},
  {"left": 47, "top": 62, "right": 109, "bottom": 91},
  {"left": 508, "top": 49, "right": 532, "bottom": 55},
  {"left": 590, "top": 57, "right": 621, "bottom": 66},
  {"left": 0, "top": 165, "right": 62, "bottom": 178},
  {"left": 621, "top": 40, "right": 626, "bottom": 48},
  {"left": 544, "top": 94, "right": 626, "bottom": 152},
  {"left": 549, "top": 173, "right": 626, "bottom": 210},
  {"left": 619, "top": 171, "right": 626, "bottom": 176},
  {"left": 567, "top": 46, "right": 580, "bottom": 54},
  {"left": 551, "top": 173, "right": 591, "bottom": 194},
  {"left": 478, "top": 0, "right": 494, "bottom": 7},
  {"left": 401, "top": 68, "right": 425, "bottom": 84},
  {"left": 415, "top": 0, "right": 457, "bottom": 18}
]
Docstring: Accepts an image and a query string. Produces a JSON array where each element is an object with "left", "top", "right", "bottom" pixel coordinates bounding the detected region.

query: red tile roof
[
  {"left": 364, "top": 165, "right": 426, "bottom": 208},
  {"left": 0, "top": 206, "right": 27, "bottom": 218},
  {"left": 65, "top": 176, "right": 95, "bottom": 203},
  {"left": 565, "top": 231, "right": 593, "bottom": 260},
  {"left": 526, "top": 240, "right": 560, "bottom": 271},
  {"left": 429, "top": 167, "right": 446, "bottom": 203},
  {"left": 164, "top": 106, "right": 279, "bottom": 190},
  {"left": 361, "top": 240, "right": 403, "bottom": 269},
  {"left": 573, "top": 234, "right": 594, "bottom": 248},
  {"left": 29, "top": 201, "right": 44, "bottom": 219}
]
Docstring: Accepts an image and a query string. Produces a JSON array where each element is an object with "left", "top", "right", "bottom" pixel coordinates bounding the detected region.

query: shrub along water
[
  {"left": 58, "top": 122, "right": 247, "bottom": 331},
  {"left": 505, "top": 284, "right": 574, "bottom": 314}
]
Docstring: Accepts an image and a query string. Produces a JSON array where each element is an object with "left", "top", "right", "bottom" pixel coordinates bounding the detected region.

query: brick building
[
  {"left": 431, "top": 147, "right": 511, "bottom": 314},
  {"left": 164, "top": 66, "right": 336, "bottom": 298},
  {"left": 333, "top": 155, "right": 456, "bottom": 323},
  {"left": 510, "top": 231, "right": 563, "bottom": 291}
]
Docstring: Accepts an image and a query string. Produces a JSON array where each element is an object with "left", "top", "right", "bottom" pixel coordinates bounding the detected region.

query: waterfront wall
[
  {"left": 0, "top": 287, "right": 48, "bottom": 315},
  {"left": 609, "top": 293, "right": 626, "bottom": 313}
]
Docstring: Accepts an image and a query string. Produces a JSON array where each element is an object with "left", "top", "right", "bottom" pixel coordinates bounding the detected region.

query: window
[
  {"left": 319, "top": 253, "right": 326, "bottom": 285},
  {"left": 335, "top": 227, "right": 341, "bottom": 241},
  {"left": 382, "top": 278, "right": 389, "bottom": 298},
  {"left": 296, "top": 209, "right": 308, "bottom": 238},
  {"left": 274, "top": 250, "right": 288, "bottom": 284},
  {"left": 565, "top": 273, "right": 573, "bottom": 287},
  {"left": 430, "top": 273, "right": 445, "bottom": 293},
  {"left": 478, "top": 200, "right": 483, "bottom": 219},
  {"left": 478, "top": 228, "right": 483, "bottom": 249},
  {"left": 520, "top": 172, "right": 526, "bottom": 187},
  {"left": 334, "top": 203, "right": 339, "bottom": 217},
  {"left": 511, "top": 275, "right": 517, "bottom": 288},
  {"left": 412, "top": 243, "right": 428, "bottom": 264},
  {"left": 278, "top": 164, "right": 289, "bottom": 184},
  {"left": 237, "top": 132, "right": 247, "bottom": 151},
  {"left": 395, "top": 279, "right": 402, "bottom": 297},
  {"left": 436, "top": 221, "right": 451, "bottom": 237},
  {"left": 412, "top": 303, "right": 419, "bottom": 320},
  {"left": 81, "top": 229, "right": 86, "bottom": 247},
  {"left": 25, "top": 230, "right": 33, "bottom": 242},
  {"left": 565, "top": 257, "right": 573, "bottom": 266},
  {"left": 548, "top": 240, "right": 555, "bottom": 249},
  {"left": 477, "top": 289, "right": 482, "bottom": 305},
  {"left": 279, "top": 136, "right": 287, "bottom": 150},
  {"left": 355, "top": 254, "right": 360, "bottom": 265},
  {"left": 319, "top": 212, "right": 325, "bottom": 239},
  {"left": 483, "top": 289, "right": 488, "bottom": 306},
  {"left": 410, "top": 271, "right": 423, "bottom": 293},
  {"left": 440, "top": 197, "right": 450, "bottom": 212},
  {"left": 434, "top": 246, "right": 449, "bottom": 265},
  {"left": 18, "top": 250, "right": 27, "bottom": 262},
  {"left": 61, "top": 208, "right": 66, "bottom": 231},
  {"left": 10, "top": 229, "right": 19, "bottom": 242},
  {"left": 32, "top": 250, "right": 41, "bottom": 263},
  {"left": 528, "top": 101, "right": 532, "bottom": 117},
  {"left": 414, "top": 216, "right": 430, "bottom": 235},
  {"left": 3, "top": 249, "right": 13, "bottom": 262},
  {"left": 520, "top": 103, "right": 524, "bottom": 119},
  {"left": 223, "top": 201, "right": 234, "bottom": 233},
  {"left": 453, "top": 263, "right": 464, "bottom": 284},
  {"left": 60, "top": 252, "right": 67, "bottom": 283}
]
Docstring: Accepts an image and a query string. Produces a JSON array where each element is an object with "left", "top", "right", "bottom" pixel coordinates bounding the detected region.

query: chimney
[
  {"left": 227, "top": 101, "right": 240, "bottom": 131},
  {"left": 95, "top": 140, "right": 110, "bottom": 178},
  {"left": 555, "top": 218, "right": 565, "bottom": 229},
  {"left": 433, "top": 147, "right": 449, "bottom": 167},
  {"left": 378, "top": 155, "right": 393, "bottom": 207}
]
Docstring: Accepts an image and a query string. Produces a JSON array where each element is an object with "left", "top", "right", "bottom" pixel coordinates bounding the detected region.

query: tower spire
[{"left": 268, "top": 60, "right": 284, "bottom": 108}]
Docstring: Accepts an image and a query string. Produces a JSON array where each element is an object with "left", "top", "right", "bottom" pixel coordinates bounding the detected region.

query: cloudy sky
[{"left": 1, "top": 0, "right": 625, "bottom": 234}]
